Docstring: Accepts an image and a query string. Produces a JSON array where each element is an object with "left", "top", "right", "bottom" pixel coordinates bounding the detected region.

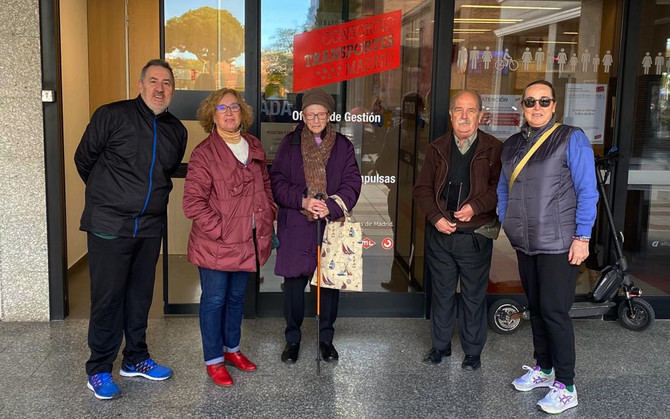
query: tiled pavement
[{"left": 1, "top": 317, "right": 668, "bottom": 418}]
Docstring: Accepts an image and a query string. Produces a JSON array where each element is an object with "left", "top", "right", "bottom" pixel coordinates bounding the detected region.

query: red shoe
[
  {"left": 224, "top": 351, "right": 257, "bottom": 371},
  {"left": 206, "top": 363, "right": 233, "bottom": 386}
]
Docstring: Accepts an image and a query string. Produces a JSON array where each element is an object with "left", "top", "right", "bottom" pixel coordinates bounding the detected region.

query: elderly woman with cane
[{"left": 270, "top": 87, "right": 362, "bottom": 364}]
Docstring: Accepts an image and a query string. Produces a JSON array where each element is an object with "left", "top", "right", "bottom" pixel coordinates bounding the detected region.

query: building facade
[{"left": 2, "top": 0, "right": 670, "bottom": 321}]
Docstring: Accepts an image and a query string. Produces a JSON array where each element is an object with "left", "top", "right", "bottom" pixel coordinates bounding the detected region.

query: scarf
[
  {"left": 218, "top": 128, "right": 241, "bottom": 144},
  {"left": 301, "top": 123, "right": 336, "bottom": 198}
]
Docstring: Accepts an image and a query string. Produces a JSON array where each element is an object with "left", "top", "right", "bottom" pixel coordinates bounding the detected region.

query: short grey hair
[
  {"left": 140, "top": 59, "right": 175, "bottom": 85},
  {"left": 449, "top": 89, "right": 482, "bottom": 111}
]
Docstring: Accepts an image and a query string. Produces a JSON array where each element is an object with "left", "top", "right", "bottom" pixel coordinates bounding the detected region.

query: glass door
[
  {"left": 161, "top": 0, "right": 248, "bottom": 313},
  {"left": 257, "top": 0, "right": 434, "bottom": 315},
  {"left": 621, "top": 1, "right": 670, "bottom": 299},
  {"left": 449, "top": 0, "right": 623, "bottom": 297}
]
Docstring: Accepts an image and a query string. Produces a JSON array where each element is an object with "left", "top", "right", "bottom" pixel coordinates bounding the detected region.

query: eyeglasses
[
  {"left": 304, "top": 112, "right": 328, "bottom": 121},
  {"left": 522, "top": 97, "right": 555, "bottom": 108},
  {"left": 216, "top": 103, "right": 241, "bottom": 113}
]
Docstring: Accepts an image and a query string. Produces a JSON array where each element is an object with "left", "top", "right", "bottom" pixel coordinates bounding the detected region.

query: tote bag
[{"left": 311, "top": 195, "right": 363, "bottom": 291}]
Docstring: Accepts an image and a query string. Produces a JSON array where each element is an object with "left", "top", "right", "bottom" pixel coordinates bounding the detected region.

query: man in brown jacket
[{"left": 413, "top": 89, "right": 502, "bottom": 370}]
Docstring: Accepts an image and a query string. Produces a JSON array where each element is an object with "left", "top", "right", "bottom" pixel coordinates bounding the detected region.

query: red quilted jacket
[{"left": 183, "top": 132, "right": 276, "bottom": 272}]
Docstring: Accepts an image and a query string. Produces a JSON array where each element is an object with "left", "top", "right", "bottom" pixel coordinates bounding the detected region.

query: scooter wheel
[
  {"left": 488, "top": 299, "right": 523, "bottom": 334},
  {"left": 618, "top": 298, "right": 655, "bottom": 331}
]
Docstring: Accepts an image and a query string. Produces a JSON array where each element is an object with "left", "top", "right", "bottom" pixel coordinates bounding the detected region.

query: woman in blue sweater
[{"left": 497, "top": 80, "right": 598, "bottom": 414}]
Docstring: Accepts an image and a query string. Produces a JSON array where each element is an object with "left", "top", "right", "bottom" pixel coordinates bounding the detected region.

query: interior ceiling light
[
  {"left": 461, "top": 5, "right": 562, "bottom": 10},
  {"left": 454, "top": 29, "right": 491, "bottom": 33},
  {"left": 526, "top": 40, "right": 578, "bottom": 45},
  {"left": 563, "top": 31, "right": 579, "bottom": 35},
  {"left": 454, "top": 18, "right": 523, "bottom": 23},
  {"left": 493, "top": 7, "right": 581, "bottom": 37},
  {"left": 456, "top": 21, "right": 517, "bottom": 24},
  {"left": 453, "top": 38, "right": 465, "bottom": 43}
]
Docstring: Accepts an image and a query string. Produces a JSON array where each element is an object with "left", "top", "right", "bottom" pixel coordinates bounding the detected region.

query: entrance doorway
[
  {"left": 161, "top": 0, "right": 435, "bottom": 316},
  {"left": 60, "top": 0, "right": 167, "bottom": 319}
]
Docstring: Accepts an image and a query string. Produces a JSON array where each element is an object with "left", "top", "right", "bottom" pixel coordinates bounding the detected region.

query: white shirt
[{"left": 225, "top": 138, "right": 249, "bottom": 165}]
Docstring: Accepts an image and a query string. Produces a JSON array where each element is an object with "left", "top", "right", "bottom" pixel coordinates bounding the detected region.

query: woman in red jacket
[{"left": 183, "top": 88, "right": 276, "bottom": 386}]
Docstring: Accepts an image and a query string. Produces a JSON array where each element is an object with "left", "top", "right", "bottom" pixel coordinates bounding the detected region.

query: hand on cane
[{"left": 302, "top": 196, "right": 329, "bottom": 220}]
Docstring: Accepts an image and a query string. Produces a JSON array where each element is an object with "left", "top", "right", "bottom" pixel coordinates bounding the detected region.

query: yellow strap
[{"left": 508, "top": 123, "right": 561, "bottom": 192}]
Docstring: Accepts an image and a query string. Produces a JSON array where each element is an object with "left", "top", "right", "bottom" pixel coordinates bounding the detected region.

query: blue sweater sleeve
[
  {"left": 566, "top": 131, "right": 599, "bottom": 237},
  {"left": 496, "top": 169, "right": 508, "bottom": 223}
]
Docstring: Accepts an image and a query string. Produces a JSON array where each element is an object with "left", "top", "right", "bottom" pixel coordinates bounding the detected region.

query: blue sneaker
[
  {"left": 87, "top": 372, "right": 121, "bottom": 400},
  {"left": 120, "top": 358, "right": 173, "bottom": 381}
]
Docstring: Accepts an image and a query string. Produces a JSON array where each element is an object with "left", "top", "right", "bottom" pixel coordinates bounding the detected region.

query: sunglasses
[{"left": 522, "top": 97, "right": 555, "bottom": 108}]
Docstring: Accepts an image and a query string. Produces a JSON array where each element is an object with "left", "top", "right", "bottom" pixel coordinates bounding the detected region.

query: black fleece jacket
[{"left": 75, "top": 96, "right": 187, "bottom": 237}]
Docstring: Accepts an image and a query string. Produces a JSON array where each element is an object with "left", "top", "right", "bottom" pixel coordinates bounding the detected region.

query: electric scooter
[{"left": 488, "top": 149, "right": 656, "bottom": 334}]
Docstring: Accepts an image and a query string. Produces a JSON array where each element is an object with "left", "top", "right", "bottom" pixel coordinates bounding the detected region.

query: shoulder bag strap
[{"left": 508, "top": 122, "right": 561, "bottom": 192}]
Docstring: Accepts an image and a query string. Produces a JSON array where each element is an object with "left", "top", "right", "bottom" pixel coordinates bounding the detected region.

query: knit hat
[{"left": 301, "top": 88, "right": 335, "bottom": 113}]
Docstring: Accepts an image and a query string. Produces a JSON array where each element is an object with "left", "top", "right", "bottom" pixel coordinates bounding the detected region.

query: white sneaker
[
  {"left": 511, "top": 365, "right": 555, "bottom": 391},
  {"left": 537, "top": 381, "right": 578, "bottom": 414}
]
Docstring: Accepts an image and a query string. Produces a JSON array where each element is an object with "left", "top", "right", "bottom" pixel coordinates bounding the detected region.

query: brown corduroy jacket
[{"left": 413, "top": 129, "right": 502, "bottom": 230}]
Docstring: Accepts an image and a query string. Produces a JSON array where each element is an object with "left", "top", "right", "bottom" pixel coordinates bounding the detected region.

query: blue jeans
[{"left": 198, "top": 268, "right": 249, "bottom": 365}]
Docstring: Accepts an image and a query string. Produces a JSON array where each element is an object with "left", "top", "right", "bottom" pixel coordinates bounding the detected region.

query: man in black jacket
[{"left": 75, "top": 59, "right": 187, "bottom": 400}]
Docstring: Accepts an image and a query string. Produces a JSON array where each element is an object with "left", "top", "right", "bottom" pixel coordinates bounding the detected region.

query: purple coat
[{"left": 270, "top": 124, "right": 362, "bottom": 278}]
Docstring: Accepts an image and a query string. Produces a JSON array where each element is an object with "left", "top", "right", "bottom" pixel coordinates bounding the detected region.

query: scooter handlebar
[{"left": 595, "top": 147, "right": 618, "bottom": 169}]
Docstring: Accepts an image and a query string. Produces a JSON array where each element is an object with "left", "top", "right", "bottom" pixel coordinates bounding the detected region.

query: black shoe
[
  {"left": 423, "top": 347, "right": 451, "bottom": 364},
  {"left": 281, "top": 342, "right": 300, "bottom": 364},
  {"left": 319, "top": 342, "right": 339, "bottom": 362},
  {"left": 461, "top": 355, "right": 481, "bottom": 371}
]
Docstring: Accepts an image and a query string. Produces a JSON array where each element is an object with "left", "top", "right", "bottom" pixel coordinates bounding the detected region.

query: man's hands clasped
[{"left": 435, "top": 204, "right": 475, "bottom": 235}]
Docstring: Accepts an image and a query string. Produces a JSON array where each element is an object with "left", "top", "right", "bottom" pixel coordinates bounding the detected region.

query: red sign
[
  {"left": 482, "top": 112, "right": 520, "bottom": 126},
  {"left": 362, "top": 237, "right": 376, "bottom": 249},
  {"left": 381, "top": 237, "right": 394, "bottom": 250},
  {"left": 293, "top": 10, "right": 402, "bottom": 92}
]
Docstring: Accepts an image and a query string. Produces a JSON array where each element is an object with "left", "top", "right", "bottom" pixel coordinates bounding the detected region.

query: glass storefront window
[
  {"left": 162, "top": 1, "right": 248, "bottom": 307},
  {"left": 450, "top": 0, "right": 621, "bottom": 295},
  {"left": 624, "top": 2, "right": 670, "bottom": 297},
  {"left": 164, "top": 1, "right": 245, "bottom": 91},
  {"left": 259, "top": 0, "right": 434, "bottom": 293}
]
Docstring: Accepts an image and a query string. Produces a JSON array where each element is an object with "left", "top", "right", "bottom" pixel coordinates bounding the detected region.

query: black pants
[
  {"left": 426, "top": 226, "right": 492, "bottom": 356},
  {"left": 516, "top": 251, "right": 578, "bottom": 386},
  {"left": 85, "top": 233, "right": 161, "bottom": 375},
  {"left": 283, "top": 275, "right": 339, "bottom": 344}
]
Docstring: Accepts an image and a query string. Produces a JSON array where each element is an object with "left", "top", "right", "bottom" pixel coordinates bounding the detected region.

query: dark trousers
[
  {"left": 85, "top": 233, "right": 161, "bottom": 376},
  {"left": 283, "top": 275, "right": 339, "bottom": 344},
  {"left": 426, "top": 225, "right": 492, "bottom": 356},
  {"left": 516, "top": 251, "right": 578, "bottom": 386}
]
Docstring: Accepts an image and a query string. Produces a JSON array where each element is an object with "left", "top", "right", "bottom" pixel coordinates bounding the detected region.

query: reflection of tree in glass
[
  {"left": 165, "top": 7, "right": 244, "bottom": 75},
  {"left": 168, "top": 57, "right": 204, "bottom": 90},
  {"left": 262, "top": 28, "right": 299, "bottom": 95},
  {"left": 271, "top": 28, "right": 299, "bottom": 52},
  {"left": 265, "top": 68, "right": 287, "bottom": 99}
]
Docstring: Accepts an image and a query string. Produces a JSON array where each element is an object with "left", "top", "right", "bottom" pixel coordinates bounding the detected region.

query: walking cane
[{"left": 314, "top": 193, "right": 325, "bottom": 376}]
